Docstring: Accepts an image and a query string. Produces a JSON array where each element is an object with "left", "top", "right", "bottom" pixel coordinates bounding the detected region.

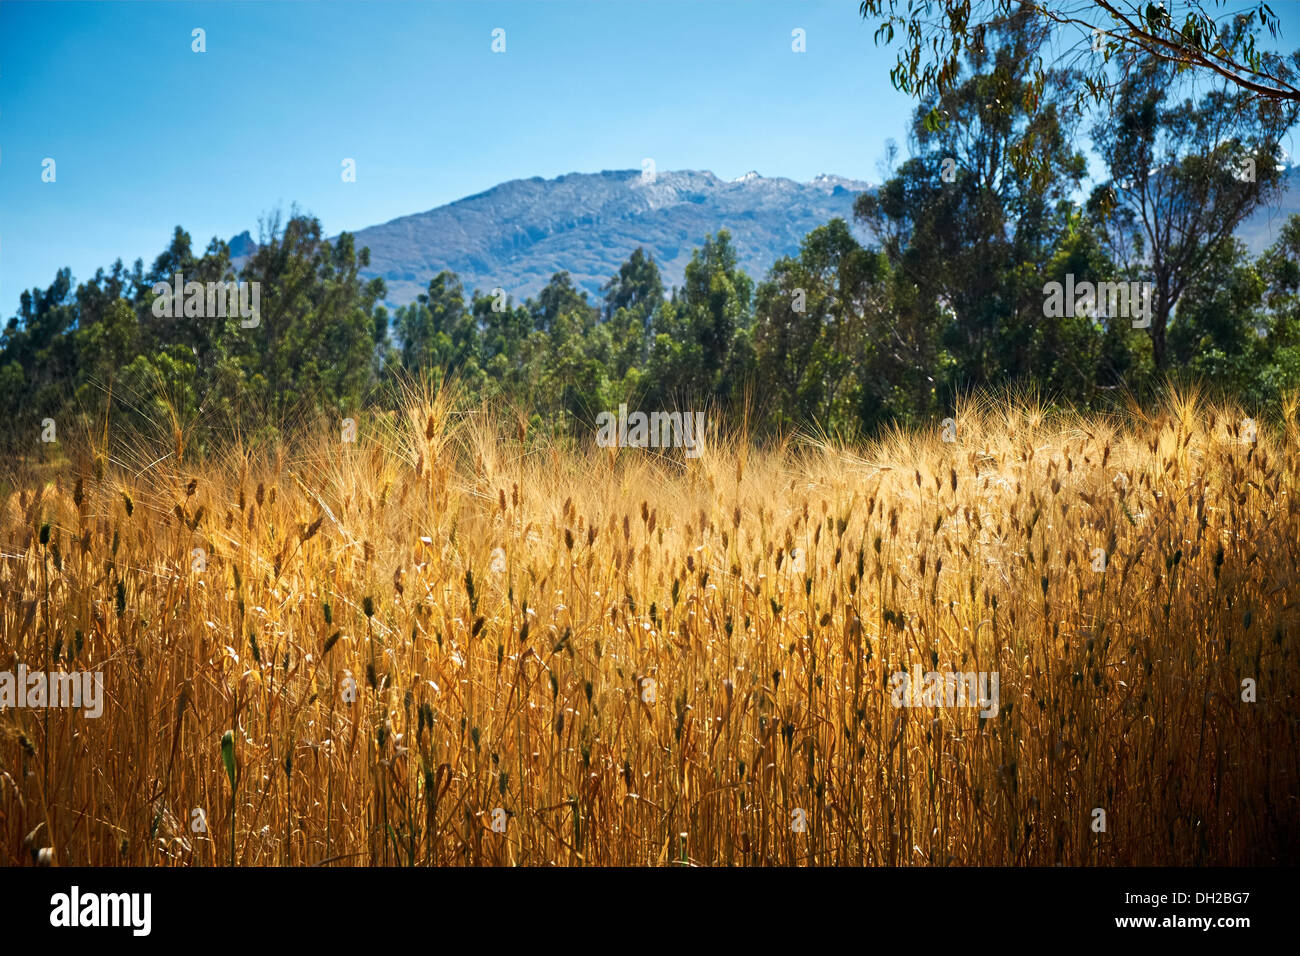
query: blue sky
[
  {"left": 0, "top": 0, "right": 917, "bottom": 315},
  {"left": 4, "top": 0, "right": 1300, "bottom": 318}
]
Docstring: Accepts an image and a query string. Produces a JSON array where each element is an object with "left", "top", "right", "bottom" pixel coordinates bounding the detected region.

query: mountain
[
  {"left": 228, "top": 163, "right": 1300, "bottom": 309},
  {"left": 1237, "top": 164, "right": 1300, "bottom": 254},
  {"left": 343, "top": 169, "right": 872, "bottom": 305},
  {"left": 227, "top": 229, "right": 258, "bottom": 260}
]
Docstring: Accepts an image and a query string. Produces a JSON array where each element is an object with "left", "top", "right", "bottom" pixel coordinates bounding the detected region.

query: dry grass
[{"left": 2, "top": 387, "right": 1298, "bottom": 866}]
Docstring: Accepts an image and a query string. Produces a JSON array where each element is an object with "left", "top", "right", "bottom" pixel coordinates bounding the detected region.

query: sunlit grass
[{"left": 2, "top": 386, "right": 1297, "bottom": 865}]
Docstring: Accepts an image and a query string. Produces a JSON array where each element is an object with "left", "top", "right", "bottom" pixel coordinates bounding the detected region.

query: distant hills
[
  {"left": 226, "top": 163, "right": 1300, "bottom": 308},
  {"left": 233, "top": 169, "right": 872, "bottom": 306},
  {"left": 1237, "top": 164, "right": 1300, "bottom": 254},
  {"left": 351, "top": 168, "right": 872, "bottom": 305}
]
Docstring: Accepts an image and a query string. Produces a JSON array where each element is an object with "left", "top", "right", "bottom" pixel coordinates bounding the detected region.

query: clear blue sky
[
  {"left": 0, "top": 0, "right": 915, "bottom": 315},
  {"left": 4, "top": 0, "right": 1300, "bottom": 319}
]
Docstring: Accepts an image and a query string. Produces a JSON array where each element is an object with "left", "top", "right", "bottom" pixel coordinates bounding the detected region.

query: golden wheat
[{"left": 1, "top": 388, "right": 1297, "bottom": 865}]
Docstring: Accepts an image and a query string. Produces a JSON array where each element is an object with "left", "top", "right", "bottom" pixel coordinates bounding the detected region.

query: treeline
[{"left": 7, "top": 21, "right": 1300, "bottom": 455}]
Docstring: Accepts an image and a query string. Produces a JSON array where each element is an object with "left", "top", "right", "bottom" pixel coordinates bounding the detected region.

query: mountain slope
[
  {"left": 346, "top": 169, "right": 872, "bottom": 305},
  {"left": 229, "top": 165, "right": 1300, "bottom": 309},
  {"left": 1237, "top": 164, "right": 1300, "bottom": 254}
]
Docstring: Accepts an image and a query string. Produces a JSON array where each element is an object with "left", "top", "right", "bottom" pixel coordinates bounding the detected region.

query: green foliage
[
  {"left": 1090, "top": 57, "right": 1295, "bottom": 369},
  {"left": 645, "top": 231, "right": 753, "bottom": 408},
  {"left": 754, "top": 219, "right": 888, "bottom": 435},
  {"left": 860, "top": 0, "right": 1300, "bottom": 186}
]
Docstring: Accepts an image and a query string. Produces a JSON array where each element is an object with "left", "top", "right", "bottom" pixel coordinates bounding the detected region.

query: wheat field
[{"left": 1, "top": 388, "right": 1297, "bottom": 866}]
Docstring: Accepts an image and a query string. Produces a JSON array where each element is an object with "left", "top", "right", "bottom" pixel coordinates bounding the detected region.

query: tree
[
  {"left": 235, "top": 212, "right": 386, "bottom": 426},
  {"left": 0, "top": 269, "right": 79, "bottom": 447},
  {"left": 1040, "top": 211, "right": 1154, "bottom": 397},
  {"left": 856, "top": 13, "right": 1096, "bottom": 412},
  {"left": 860, "top": 1, "right": 1300, "bottom": 184},
  {"left": 74, "top": 298, "right": 139, "bottom": 416},
  {"left": 526, "top": 272, "right": 607, "bottom": 427},
  {"left": 1089, "top": 57, "right": 1294, "bottom": 368},
  {"left": 754, "top": 219, "right": 888, "bottom": 433},
  {"left": 1165, "top": 238, "right": 1266, "bottom": 395},
  {"left": 646, "top": 232, "right": 753, "bottom": 407},
  {"left": 479, "top": 288, "right": 531, "bottom": 399},
  {"left": 396, "top": 270, "right": 477, "bottom": 373},
  {"left": 1247, "top": 214, "right": 1300, "bottom": 403},
  {"left": 602, "top": 248, "right": 664, "bottom": 384},
  {"left": 603, "top": 247, "right": 664, "bottom": 320}
]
